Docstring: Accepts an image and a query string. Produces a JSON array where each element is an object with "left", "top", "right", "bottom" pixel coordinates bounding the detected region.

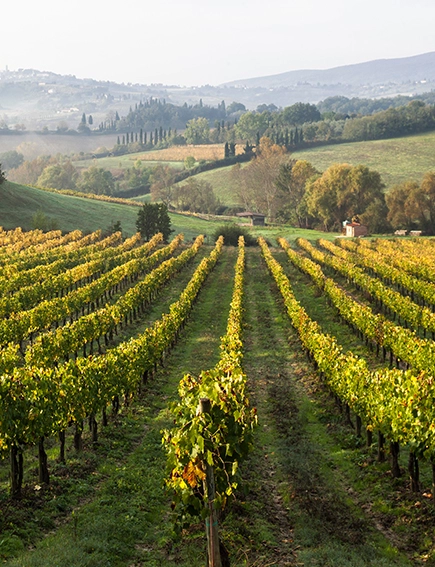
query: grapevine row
[
  {"left": 343, "top": 237, "right": 435, "bottom": 283},
  {"left": 0, "top": 229, "right": 105, "bottom": 271},
  {"left": 25, "top": 234, "right": 198, "bottom": 365},
  {"left": 2, "top": 235, "right": 222, "bottom": 496},
  {"left": 260, "top": 236, "right": 435, "bottom": 482},
  {"left": 0, "top": 232, "right": 140, "bottom": 297},
  {"left": 279, "top": 238, "right": 435, "bottom": 376},
  {"left": 326, "top": 238, "right": 435, "bottom": 307},
  {"left": 163, "top": 236, "right": 257, "bottom": 520},
  {"left": 297, "top": 237, "right": 435, "bottom": 337}
]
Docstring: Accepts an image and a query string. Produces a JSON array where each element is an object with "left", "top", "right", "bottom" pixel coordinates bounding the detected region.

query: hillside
[
  {"left": 0, "top": 182, "right": 216, "bottom": 240},
  {"left": 291, "top": 131, "right": 435, "bottom": 189},
  {"left": 223, "top": 51, "right": 435, "bottom": 89}
]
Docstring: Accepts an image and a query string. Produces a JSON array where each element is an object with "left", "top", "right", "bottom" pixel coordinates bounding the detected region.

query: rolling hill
[
  {"left": 0, "top": 181, "right": 216, "bottom": 240},
  {"left": 223, "top": 51, "right": 435, "bottom": 89},
  {"left": 291, "top": 131, "right": 435, "bottom": 189}
]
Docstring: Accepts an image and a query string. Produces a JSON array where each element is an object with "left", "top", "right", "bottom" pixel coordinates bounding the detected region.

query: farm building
[
  {"left": 344, "top": 222, "right": 368, "bottom": 237},
  {"left": 236, "top": 212, "right": 266, "bottom": 226}
]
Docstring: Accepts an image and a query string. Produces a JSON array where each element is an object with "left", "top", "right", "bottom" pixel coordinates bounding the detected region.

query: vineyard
[{"left": 2, "top": 227, "right": 435, "bottom": 565}]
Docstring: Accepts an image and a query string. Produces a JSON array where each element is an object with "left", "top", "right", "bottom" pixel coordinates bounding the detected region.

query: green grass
[
  {"left": 292, "top": 131, "right": 435, "bottom": 189},
  {"left": 73, "top": 152, "right": 184, "bottom": 171},
  {"left": 173, "top": 164, "right": 247, "bottom": 207},
  {"left": 0, "top": 181, "right": 141, "bottom": 235}
]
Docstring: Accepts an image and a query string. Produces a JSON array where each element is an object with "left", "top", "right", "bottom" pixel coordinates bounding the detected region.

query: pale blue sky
[{"left": 2, "top": 0, "right": 434, "bottom": 85}]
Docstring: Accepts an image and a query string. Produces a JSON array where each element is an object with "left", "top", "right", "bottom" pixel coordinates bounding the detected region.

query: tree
[
  {"left": 274, "top": 160, "right": 319, "bottom": 226},
  {"left": 77, "top": 167, "right": 115, "bottom": 195},
  {"left": 0, "top": 150, "right": 24, "bottom": 171},
  {"left": 184, "top": 156, "right": 196, "bottom": 170},
  {"left": 56, "top": 121, "right": 69, "bottom": 133},
  {"left": 88, "top": 115, "right": 93, "bottom": 125},
  {"left": 172, "top": 178, "right": 221, "bottom": 214},
  {"left": 77, "top": 122, "right": 90, "bottom": 134},
  {"left": 136, "top": 203, "right": 172, "bottom": 242},
  {"left": 387, "top": 173, "right": 435, "bottom": 234},
  {"left": 235, "top": 112, "right": 269, "bottom": 142},
  {"left": 226, "top": 102, "right": 246, "bottom": 114},
  {"left": 306, "top": 163, "right": 386, "bottom": 232},
  {"left": 7, "top": 155, "right": 57, "bottom": 185},
  {"left": 184, "top": 117, "right": 210, "bottom": 144},
  {"left": 150, "top": 164, "right": 175, "bottom": 205},
  {"left": 0, "top": 162, "right": 5, "bottom": 185},
  {"left": 280, "top": 103, "right": 321, "bottom": 125},
  {"left": 37, "top": 161, "right": 79, "bottom": 190},
  {"left": 234, "top": 137, "right": 288, "bottom": 220},
  {"left": 31, "top": 210, "right": 59, "bottom": 231},
  {"left": 385, "top": 181, "right": 418, "bottom": 230}
]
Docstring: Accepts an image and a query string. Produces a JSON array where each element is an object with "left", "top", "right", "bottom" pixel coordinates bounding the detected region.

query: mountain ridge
[{"left": 221, "top": 51, "right": 435, "bottom": 89}]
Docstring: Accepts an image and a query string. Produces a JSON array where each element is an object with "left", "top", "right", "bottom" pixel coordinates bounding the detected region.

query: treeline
[
  {"left": 101, "top": 97, "right": 243, "bottom": 133},
  {"left": 235, "top": 100, "right": 435, "bottom": 148},
  {"left": 108, "top": 94, "right": 435, "bottom": 151},
  {"left": 318, "top": 92, "right": 435, "bottom": 117},
  {"left": 6, "top": 155, "right": 153, "bottom": 195}
]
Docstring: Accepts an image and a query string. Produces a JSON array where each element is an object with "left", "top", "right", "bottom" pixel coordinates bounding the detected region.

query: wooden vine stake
[{"left": 199, "top": 398, "right": 222, "bottom": 567}]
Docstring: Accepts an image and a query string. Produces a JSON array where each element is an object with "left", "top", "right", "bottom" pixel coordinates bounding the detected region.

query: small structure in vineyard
[
  {"left": 343, "top": 220, "right": 368, "bottom": 237},
  {"left": 236, "top": 211, "right": 266, "bottom": 226}
]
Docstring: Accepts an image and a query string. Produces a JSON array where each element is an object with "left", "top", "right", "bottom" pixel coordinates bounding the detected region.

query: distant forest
[{"left": 104, "top": 92, "right": 435, "bottom": 154}]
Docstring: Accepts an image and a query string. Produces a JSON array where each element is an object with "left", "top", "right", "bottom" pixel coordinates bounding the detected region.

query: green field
[
  {"left": 73, "top": 152, "right": 185, "bottom": 171},
  {"left": 173, "top": 164, "right": 246, "bottom": 207},
  {"left": 292, "top": 131, "right": 435, "bottom": 189}
]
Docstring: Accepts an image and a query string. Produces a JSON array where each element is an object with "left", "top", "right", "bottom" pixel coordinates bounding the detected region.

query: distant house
[
  {"left": 344, "top": 222, "right": 368, "bottom": 237},
  {"left": 236, "top": 212, "right": 266, "bottom": 226}
]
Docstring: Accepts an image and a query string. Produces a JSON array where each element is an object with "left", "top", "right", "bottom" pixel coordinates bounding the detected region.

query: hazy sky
[{"left": 2, "top": 0, "right": 434, "bottom": 86}]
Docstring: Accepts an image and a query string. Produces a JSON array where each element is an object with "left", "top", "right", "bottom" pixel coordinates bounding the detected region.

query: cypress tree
[
  {"left": 126, "top": 132, "right": 130, "bottom": 144},
  {"left": 224, "top": 142, "right": 230, "bottom": 158},
  {"left": 294, "top": 127, "right": 299, "bottom": 145},
  {"left": 155, "top": 128, "right": 158, "bottom": 144},
  {"left": 256, "top": 132, "right": 260, "bottom": 146},
  {"left": 140, "top": 128, "right": 143, "bottom": 144},
  {"left": 144, "top": 131, "right": 147, "bottom": 144},
  {"left": 150, "top": 132, "right": 153, "bottom": 145},
  {"left": 117, "top": 136, "right": 120, "bottom": 145},
  {"left": 122, "top": 135, "right": 126, "bottom": 145},
  {"left": 159, "top": 126, "right": 163, "bottom": 142}
]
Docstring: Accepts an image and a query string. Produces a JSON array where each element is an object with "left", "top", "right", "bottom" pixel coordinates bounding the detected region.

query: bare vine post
[{"left": 199, "top": 398, "right": 222, "bottom": 567}]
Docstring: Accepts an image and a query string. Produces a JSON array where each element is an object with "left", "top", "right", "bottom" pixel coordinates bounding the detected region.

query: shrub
[{"left": 213, "top": 223, "right": 256, "bottom": 246}]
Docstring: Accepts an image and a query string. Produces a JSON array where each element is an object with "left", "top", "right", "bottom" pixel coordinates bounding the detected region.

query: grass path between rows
[
  {"left": 4, "top": 247, "right": 237, "bottom": 566},
  {"left": 231, "top": 247, "right": 412, "bottom": 566}
]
